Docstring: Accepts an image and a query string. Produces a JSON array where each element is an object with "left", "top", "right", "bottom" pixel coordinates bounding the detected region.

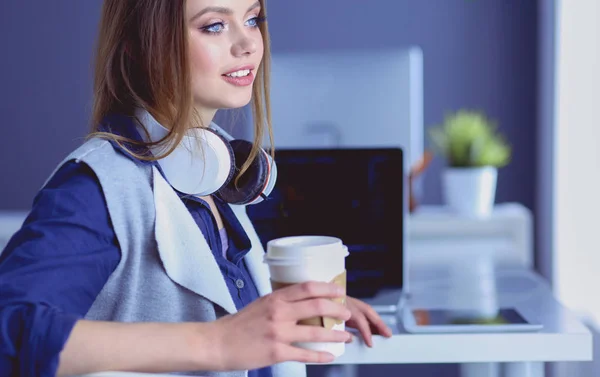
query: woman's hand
[
  {"left": 345, "top": 296, "right": 393, "bottom": 347},
  {"left": 208, "top": 281, "right": 352, "bottom": 371}
]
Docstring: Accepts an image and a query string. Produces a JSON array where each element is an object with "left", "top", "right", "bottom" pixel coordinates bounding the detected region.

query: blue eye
[
  {"left": 201, "top": 22, "right": 225, "bottom": 34},
  {"left": 246, "top": 16, "right": 266, "bottom": 28}
]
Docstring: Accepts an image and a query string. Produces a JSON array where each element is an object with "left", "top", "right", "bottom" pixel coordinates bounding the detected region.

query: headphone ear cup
[
  {"left": 205, "top": 127, "right": 237, "bottom": 193},
  {"left": 216, "top": 140, "right": 269, "bottom": 205}
]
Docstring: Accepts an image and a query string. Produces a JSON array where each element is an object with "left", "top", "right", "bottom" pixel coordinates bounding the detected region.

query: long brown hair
[{"left": 90, "top": 0, "right": 273, "bottom": 183}]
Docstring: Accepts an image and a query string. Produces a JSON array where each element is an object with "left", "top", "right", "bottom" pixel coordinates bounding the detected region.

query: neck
[{"left": 192, "top": 106, "right": 218, "bottom": 129}]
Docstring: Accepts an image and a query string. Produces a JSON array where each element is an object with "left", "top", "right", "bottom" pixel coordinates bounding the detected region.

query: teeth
[{"left": 226, "top": 69, "right": 250, "bottom": 77}]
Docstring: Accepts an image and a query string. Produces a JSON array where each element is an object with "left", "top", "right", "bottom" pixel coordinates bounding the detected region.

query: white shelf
[
  {"left": 409, "top": 203, "right": 532, "bottom": 236},
  {"left": 0, "top": 210, "right": 27, "bottom": 252},
  {"left": 407, "top": 203, "right": 534, "bottom": 268}
]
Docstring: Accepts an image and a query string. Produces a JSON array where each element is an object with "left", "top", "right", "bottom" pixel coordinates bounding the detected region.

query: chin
[
  {"left": 216, "top": 92, "right": 254, "bottom": 110},
  {"left": 194, "top": 86, "right": 254, "bottom": 112},
  {"left": 220, "top": 98, "right": 252, "bottom": 110}
]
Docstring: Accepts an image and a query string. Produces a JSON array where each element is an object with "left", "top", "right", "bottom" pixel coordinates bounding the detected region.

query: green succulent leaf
[{"left": 428, "top": 110, "right": 511, "bottom": 168}]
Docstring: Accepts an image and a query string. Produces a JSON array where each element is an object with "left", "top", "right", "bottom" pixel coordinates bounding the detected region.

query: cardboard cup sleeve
[{"left": 270, "top": 270, "right": 347, "bottom": 329}]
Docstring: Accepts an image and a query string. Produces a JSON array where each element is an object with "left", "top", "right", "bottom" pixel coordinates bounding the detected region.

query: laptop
[{"left": 246, "top": 148, "right": 408, "bottom": 313}]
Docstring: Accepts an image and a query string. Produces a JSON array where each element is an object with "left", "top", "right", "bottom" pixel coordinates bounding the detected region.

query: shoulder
[
  {"left": 41, "top": 137, "right": 156, "bottom": 225},
  {"left": 41, "top": 158, "right": 104, "bottom": 201},
  {"left": 31, "top": 159, "right": 112, "bottom": 232},
  {"left": 46, "top": 137, "right": 153, "bottom": 191},
  {"left": 65, "top": 137, "right": 141, "bottom": 170},
  {"left": 2, "top": 159, "right": 118, "bottom": 262},
  {"left": 40, "top": 137, "right": 157, "bottom": 256}
]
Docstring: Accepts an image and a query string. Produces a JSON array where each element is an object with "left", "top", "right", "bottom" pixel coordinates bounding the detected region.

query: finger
[
  {"left": 345, "top": 333, "right": 354, "bottom": 343},
  {"left": 354, "top": 299, "right": 393, "bottom": 337},
  {"left": 279, "top": 344, "right": 336, "bottom": 364},
  {"left": 275, "top": 281, "right": 344, "bottom": 302},
  {"left": 353, "top": 313, "right": 373, "bottom": 347},
  {"left": 289, "top": 325, "right": 352, "bottom": 344},
  {"left": 290, "top": 298, "right": 351, "bottom": 323},
  {"left": 372, "top": 318, "right": 393, "bottom": 337}
]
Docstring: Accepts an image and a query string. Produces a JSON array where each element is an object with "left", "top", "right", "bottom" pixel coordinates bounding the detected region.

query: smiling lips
[{"left": 222, "top": 66, "right": 255, "bottom": 86}]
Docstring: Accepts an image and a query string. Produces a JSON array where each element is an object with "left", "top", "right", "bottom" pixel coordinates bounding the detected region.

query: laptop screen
[{"left": 246, "top": 148, "right": 404, "bottom": 298}]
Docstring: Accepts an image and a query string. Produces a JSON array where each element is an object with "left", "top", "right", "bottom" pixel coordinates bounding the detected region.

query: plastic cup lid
[{"left": 264, "top": 236, "right": 349, "bottom": 264}]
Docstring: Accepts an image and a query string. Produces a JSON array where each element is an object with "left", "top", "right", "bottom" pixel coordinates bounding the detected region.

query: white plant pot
[{"left": 443, "top": 166, "right": 498, "bottom": 217}]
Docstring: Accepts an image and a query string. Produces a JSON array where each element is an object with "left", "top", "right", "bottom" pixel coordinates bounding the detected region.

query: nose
[{"left": 231, "top": 32, "right": 257, "bottom": 57}]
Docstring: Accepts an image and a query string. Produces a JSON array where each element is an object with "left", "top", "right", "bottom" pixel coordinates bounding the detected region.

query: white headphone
[{"left": 137, "top": 109, "right": 277, "bottom": 205}]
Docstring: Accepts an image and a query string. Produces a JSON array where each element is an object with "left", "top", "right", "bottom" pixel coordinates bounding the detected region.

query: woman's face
[{"left": 186, "top": 0, "right": 264, "bottom": 116}]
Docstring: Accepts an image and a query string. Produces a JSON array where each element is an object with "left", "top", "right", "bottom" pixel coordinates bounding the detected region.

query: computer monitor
[
  {"left": 266, "top": 47, "right": 424, "bottom": 170},
  {"left": 246, "top": 148, "right": 405, "bottom": 299}
]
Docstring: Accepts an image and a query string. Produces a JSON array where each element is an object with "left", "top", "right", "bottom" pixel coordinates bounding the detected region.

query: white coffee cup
[{"left": 264, "top": 236, "right": 349, "bottom": 357}]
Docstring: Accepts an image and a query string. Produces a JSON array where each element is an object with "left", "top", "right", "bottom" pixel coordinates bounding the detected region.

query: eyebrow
[{"left": 190, "top": 1, "right": 261, "bottom": 22}]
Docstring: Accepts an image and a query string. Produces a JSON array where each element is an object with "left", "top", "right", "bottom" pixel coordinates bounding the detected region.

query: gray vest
[{"left": 55, "top": 138, "right": 306, "bottom": 377}]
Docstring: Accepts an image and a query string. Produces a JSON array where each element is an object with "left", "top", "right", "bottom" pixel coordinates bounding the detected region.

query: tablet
[{"left": 403, "top": 307, "right": 543, "bottom": 333}]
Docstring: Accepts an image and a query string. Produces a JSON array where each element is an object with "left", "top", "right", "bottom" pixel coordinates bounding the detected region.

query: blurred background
[{"left": 0, "top": 1, "right": 598, "bottom": 376}]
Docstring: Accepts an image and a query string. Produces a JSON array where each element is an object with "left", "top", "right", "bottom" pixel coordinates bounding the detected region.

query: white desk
[
  {"left": 328, "top": 267, "right": 592, "bottom": 377},
  {"left": 78, "top": 268, "right": 592, "bottom": 377}
]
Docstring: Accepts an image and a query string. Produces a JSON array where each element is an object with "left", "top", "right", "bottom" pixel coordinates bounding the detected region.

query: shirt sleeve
[{"left": 0, "top": 160, "right": 121, "bottom": 377}]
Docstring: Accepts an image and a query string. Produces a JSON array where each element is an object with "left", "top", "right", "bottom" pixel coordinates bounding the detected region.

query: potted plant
[{"left": 428, "top": 110, "right": 511, "bottom": 217}]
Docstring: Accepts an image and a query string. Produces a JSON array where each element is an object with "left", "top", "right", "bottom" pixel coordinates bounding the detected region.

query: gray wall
[
  {"left": 1, "top": 0, "right": 538, "bottom": 215},
  {"left": 0, "top": 1, "right": 102, "bottom": 210},
  {"left": 266, "top": 0, "right": 538, "bottom": 212},
  {"left": 536, "top": 0, "right": 557, "bottom": 285}
]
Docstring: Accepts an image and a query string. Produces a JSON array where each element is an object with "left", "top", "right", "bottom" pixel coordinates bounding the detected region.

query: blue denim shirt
[{"left": 0, "top": 114, "right": 272, "bottom": 377}]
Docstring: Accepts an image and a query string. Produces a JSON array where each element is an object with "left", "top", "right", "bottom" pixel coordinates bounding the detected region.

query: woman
[{"left": 0, "top": 1, "right": 392, "bottom": 376}]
